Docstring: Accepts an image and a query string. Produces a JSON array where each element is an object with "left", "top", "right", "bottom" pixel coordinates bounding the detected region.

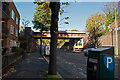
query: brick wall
[
  {"left": 8, "top": 2, "right": 20, "bottom": 40},
  {"left": 118, "top": 30, "right": 120, "bottom": 57},
  {"left": 4, "top": 2, "right": 20, "bottom": 49},
  {"left": 99, "top": 30, "right": 120, "bottom": 56}
]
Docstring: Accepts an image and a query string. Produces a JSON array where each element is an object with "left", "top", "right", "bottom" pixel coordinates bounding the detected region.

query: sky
[
  {"left": 13, "top": 1, "right": 108, "bottom": 31},
  {"left": 13, "top": 0, "right": 119, "bottom": 2}
]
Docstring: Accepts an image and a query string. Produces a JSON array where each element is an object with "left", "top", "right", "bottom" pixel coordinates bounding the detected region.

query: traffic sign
[{"left": 104, "top": 56, "right": 114, "bottom": 71}]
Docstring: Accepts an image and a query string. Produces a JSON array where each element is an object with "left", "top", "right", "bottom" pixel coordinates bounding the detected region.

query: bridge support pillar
[{"left": 69, "top": 39, "right": 74, "bottom": 50}]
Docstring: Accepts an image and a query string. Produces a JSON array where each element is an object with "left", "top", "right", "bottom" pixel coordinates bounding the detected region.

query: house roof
[{"left": 108, "top": 18, "right": 120, "bottom": 29}]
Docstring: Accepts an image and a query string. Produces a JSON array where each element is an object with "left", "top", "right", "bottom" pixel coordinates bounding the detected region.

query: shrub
[
  {"left": 2, "top": 48, "right": 8, "bottom": 55},
  {"left": 12, "top": 47, "right": 19, "bottom": 53},
  {"left": 12, "top": 47, "right": 24, "bottom": 53},
  {"left": 12, "top": 47, "right": 24, "bottom": 56},
  {"left": 2, "top": 48, "right": 11, "bottom": 55}
]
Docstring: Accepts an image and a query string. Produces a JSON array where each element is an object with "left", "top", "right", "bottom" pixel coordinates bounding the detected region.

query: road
[
  {"left": 45, "top": 48, "right": 119, "bottom": 79},
  {"left": 57, "top": 49, "right": 87, "bottom": 78}
]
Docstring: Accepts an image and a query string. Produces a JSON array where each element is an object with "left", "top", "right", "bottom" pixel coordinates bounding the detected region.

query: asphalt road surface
[
  {"left": 44, "top": 48, "right": 119, "bottom": 79},
  {"left": 57, "top": 49, "right": 87, "bottom": 78}
]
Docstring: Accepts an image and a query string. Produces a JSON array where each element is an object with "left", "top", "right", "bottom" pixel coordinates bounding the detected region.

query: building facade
[{"left": 1, "top": 1, "right": 20, "bottom": 52}]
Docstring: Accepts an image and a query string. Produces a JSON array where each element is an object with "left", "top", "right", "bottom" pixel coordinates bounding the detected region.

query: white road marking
[{"left": 78, "top": 72, "right": 87, "bottom": 78}]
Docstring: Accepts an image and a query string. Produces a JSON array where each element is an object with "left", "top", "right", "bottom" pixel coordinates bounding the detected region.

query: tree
[
  {"left": 22, "top": 18, "right": 30, "bottom": 27},
  {"left": 48, "top": 1, "right": 60, "bottom": 75},
  {"left": 103, "top": 2, "right": 119, "bottom": 31},
  {"left": 19, "top": 18, "right": 30, "bottom": 51},
  {"left": 33, "top": 0, "right": 69, "bottom": 75},
  {"left": 48, "top": 1, "right": 69, "bottom": 75},
  {"left": 33, "top": 2, "right": 51, "bottom": 53},
  {"left": 19, "top": 31, "right": 27, "bottom": 50},
  {"left": 86, "top": 12, "right": 106, "bottom": 48},
  {"left": 71, "top": 30, "right": 78, "bottom": 31}
]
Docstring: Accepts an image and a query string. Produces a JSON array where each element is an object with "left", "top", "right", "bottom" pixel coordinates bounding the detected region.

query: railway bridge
[{"left": 33, "top": 30, "right": 89, "bottom": 51}]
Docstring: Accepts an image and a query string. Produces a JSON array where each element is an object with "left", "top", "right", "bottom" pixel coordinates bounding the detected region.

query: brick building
[
  {"left": 24, "top": 27, "right": 36, "bottom": 52},
  {"left": 1, "top": 1, "right": 20, "bottom": 51}
]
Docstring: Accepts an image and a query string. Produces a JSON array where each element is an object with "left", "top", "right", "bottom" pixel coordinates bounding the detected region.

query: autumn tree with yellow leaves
[{"left": 86, "top": 12, "right": 106, "bottom": 48}]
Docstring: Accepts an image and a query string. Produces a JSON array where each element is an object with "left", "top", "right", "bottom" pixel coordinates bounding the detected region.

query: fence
[{"left": 2, "top": 48, "right": 25, "bottom": 75}]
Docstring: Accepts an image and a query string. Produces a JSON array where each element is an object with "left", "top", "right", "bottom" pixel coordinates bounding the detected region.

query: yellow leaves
[
  {"left": 86, "top": 12, "right": 106, "bottom": 33},
  {"left": 3, "top": 67, "right": 16, "bottom": 77},
  {"left": 65, "top": 17, "right": 69, "bottom": 20}
]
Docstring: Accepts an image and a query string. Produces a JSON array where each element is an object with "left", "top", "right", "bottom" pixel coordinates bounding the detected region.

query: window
[
  {"left": 12, "top": 10, "right": 15, "bottom": 20},
  {"left": 16, "top": 17, "right": 18, "bottom": 25},
  {"left": 11, "top": 25, "right": 14, "bottom": 35},
  {"left": 16, "top": 29, "right": 18, "bottom": 37}
]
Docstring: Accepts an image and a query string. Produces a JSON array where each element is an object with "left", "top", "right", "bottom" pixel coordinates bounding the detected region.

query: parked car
[
  {"left": 83, "top": 48, "right": 94, "bottom": 56},
  {"left": 44, "top": 45, "right": 50, "bottom": 57},
  {"left": 60, "top": 42, "right": 69, "bottom": 50}
]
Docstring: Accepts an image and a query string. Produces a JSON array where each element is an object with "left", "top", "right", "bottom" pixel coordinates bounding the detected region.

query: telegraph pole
[{"left": 115, "top": 8, "right": 118, "bottom": 56}]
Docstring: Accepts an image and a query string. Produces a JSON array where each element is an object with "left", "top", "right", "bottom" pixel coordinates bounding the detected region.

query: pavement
[
  {"left": 115, "top": 57, "right": 120, "bottom": 79},
  {"left": 2, "top": 48, "right": 49, "bottom": 79}
]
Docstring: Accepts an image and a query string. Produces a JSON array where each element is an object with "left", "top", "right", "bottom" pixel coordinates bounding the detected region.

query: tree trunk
[
  {"left": 48, "top": 2, "right": 60, "bottom": 75},
  {"left": 40, "top": 25, "right": 43, "bottom": 53},
  {"left": 40, "top": 31, "right": 42, "bottom": 53}
]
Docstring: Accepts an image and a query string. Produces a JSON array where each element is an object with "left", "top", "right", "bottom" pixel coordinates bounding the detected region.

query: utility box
[{"left": 87, "top": 46, "right": 114, "bottom": 80}]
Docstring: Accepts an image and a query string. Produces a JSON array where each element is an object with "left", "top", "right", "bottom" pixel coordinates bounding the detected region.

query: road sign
[{"left": 104, "top": 56, "right": 114, "bottom": 71}]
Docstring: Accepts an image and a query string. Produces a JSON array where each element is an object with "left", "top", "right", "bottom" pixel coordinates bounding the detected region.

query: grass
[
  {"left": 39, "top": 71, "right": 61, "bottom": 80},
  {"left": 45, "top": 71, "right": 60, "bottom": 79}
]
